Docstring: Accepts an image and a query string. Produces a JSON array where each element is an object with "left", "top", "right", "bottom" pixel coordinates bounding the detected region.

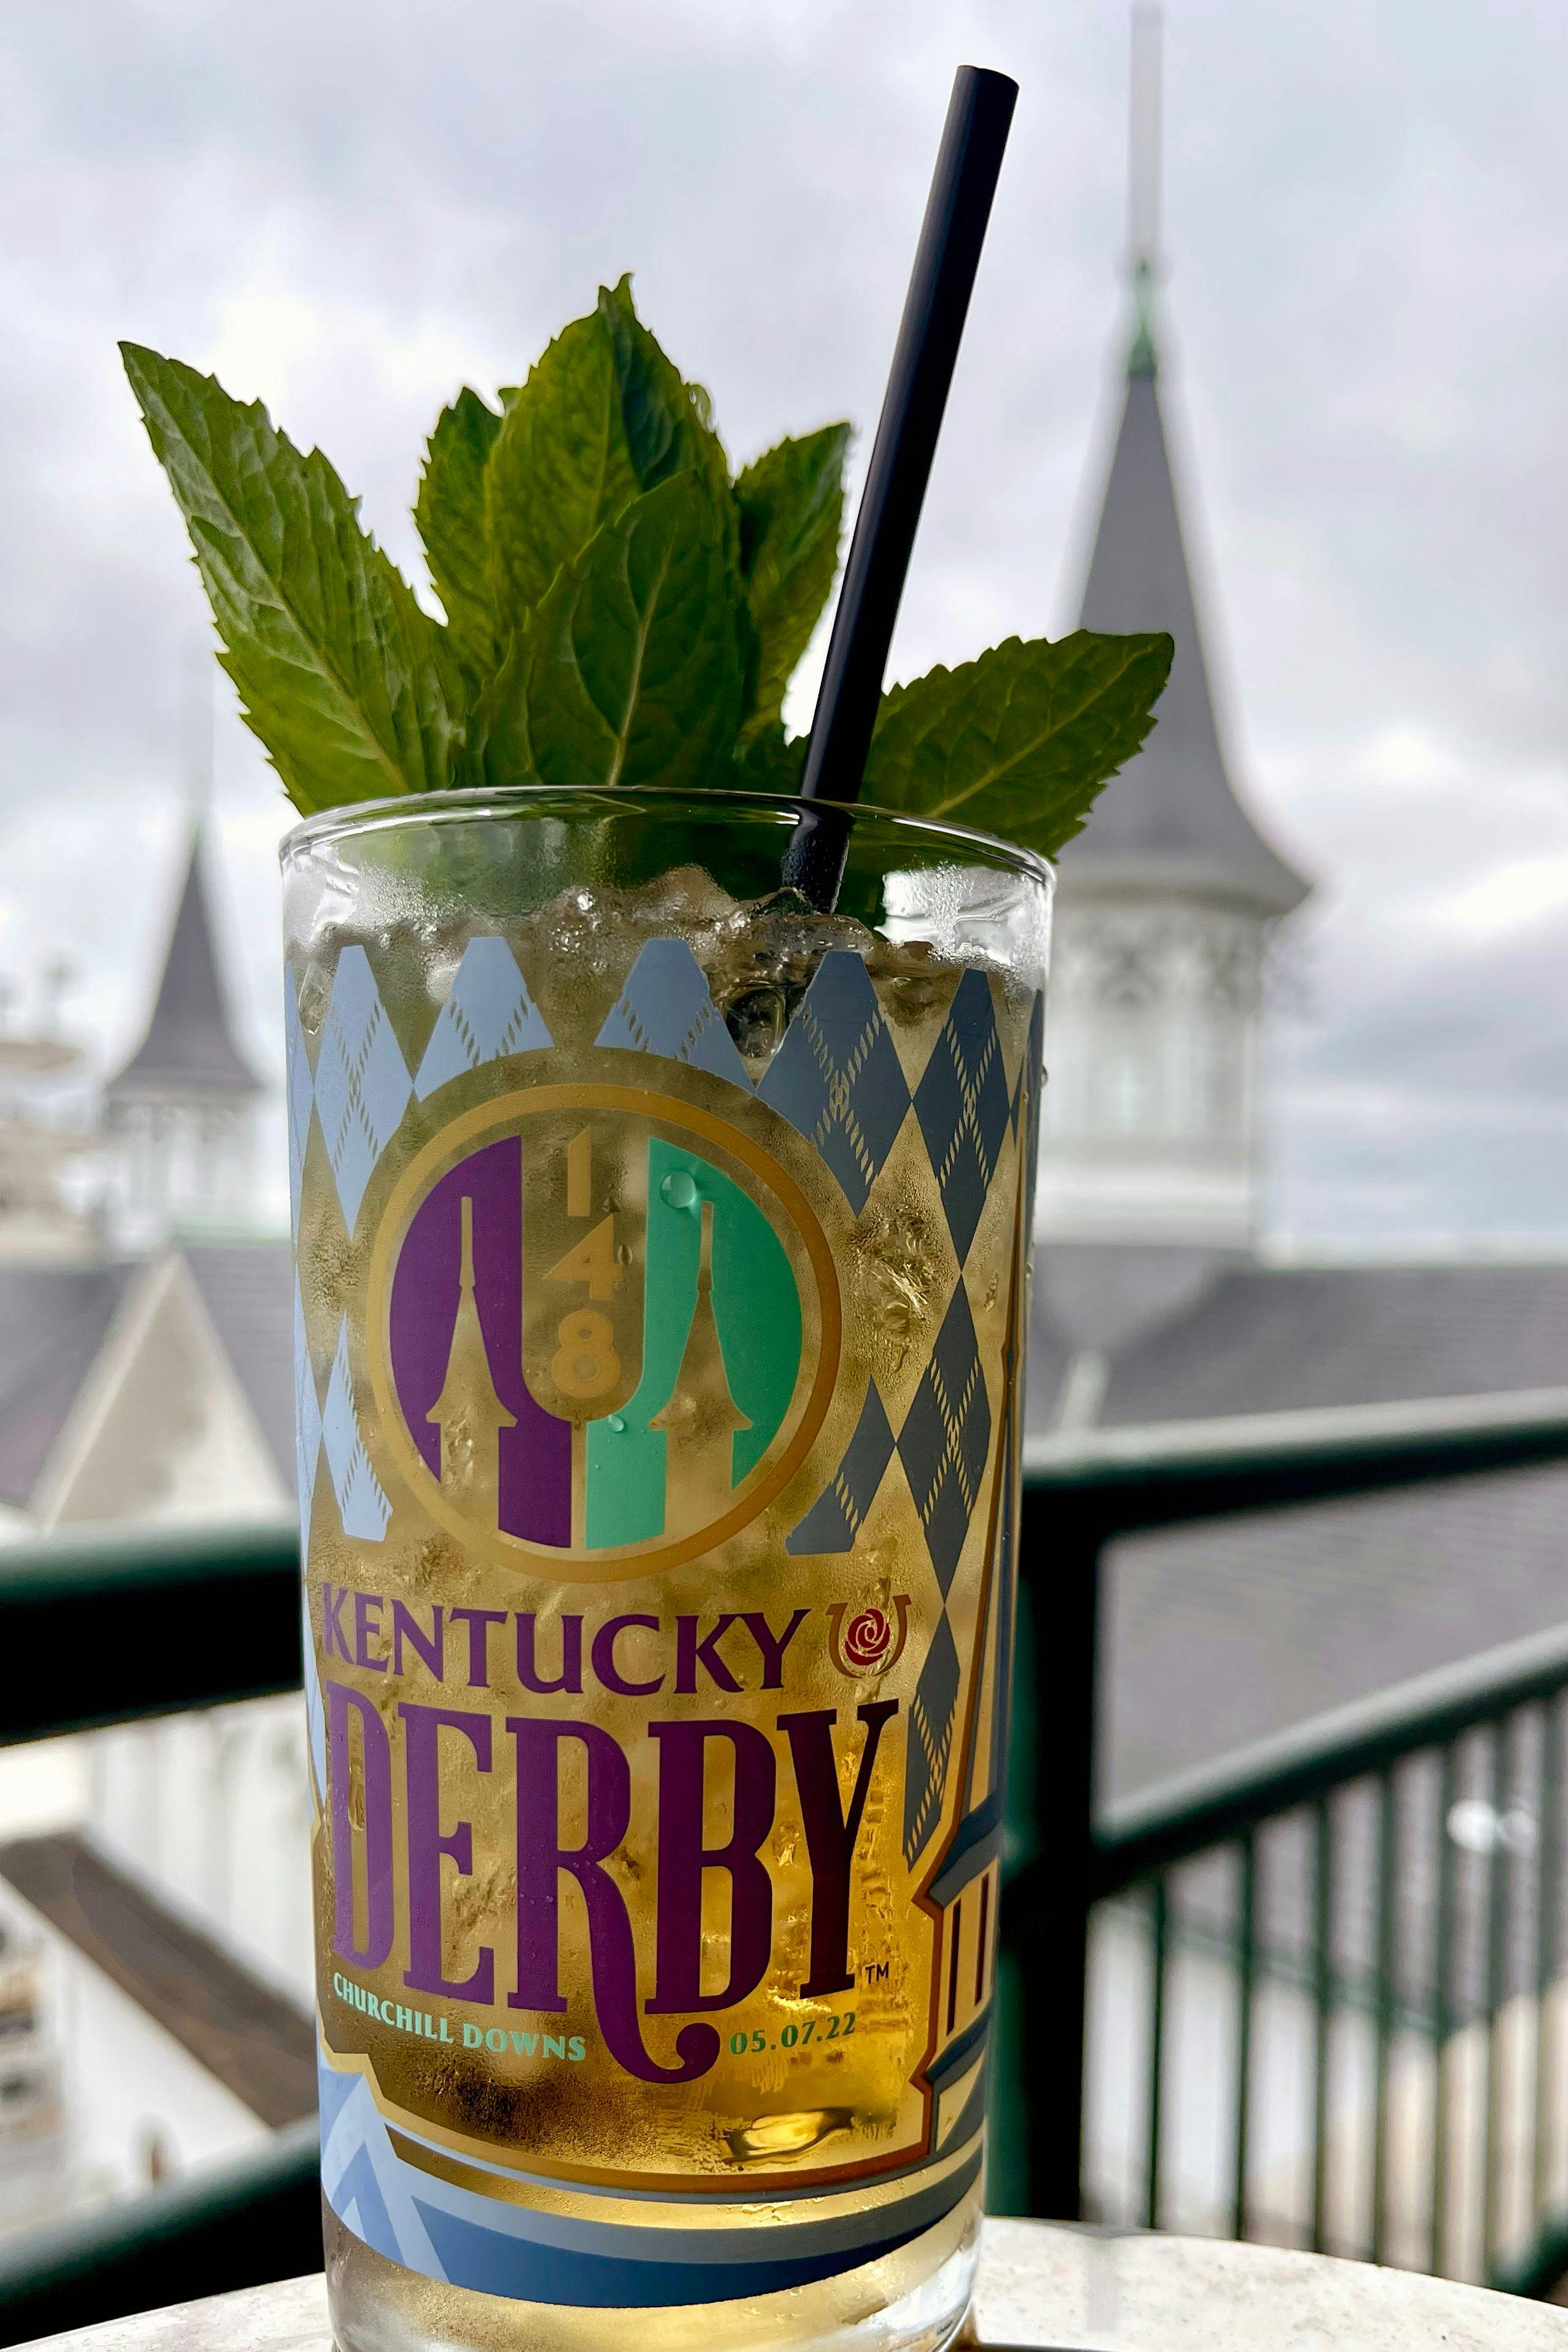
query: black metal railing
[
  {"left": 998, "top": 1384, "right": 1568, "bottom": 2297},
  {"left": 0, "top": 1517, "right": 316, "bottom": 2342},
  {"left": 0, "top": 2122, "right": 319, "bottom": 2345},
  {"left": 5, "top": 1387, "right": 1568, "bottom": 2332},
  {"left": 1083, "top": 1623, "right": 1568, "bottom": 2283},
  {"left": 0, "top": 1517, "right": 302, "bottom": 1745}
]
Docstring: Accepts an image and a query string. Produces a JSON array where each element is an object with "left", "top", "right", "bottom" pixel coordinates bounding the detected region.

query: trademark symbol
[{"left": 861, "top": 1960, "right": 890, "bottom": 1983}]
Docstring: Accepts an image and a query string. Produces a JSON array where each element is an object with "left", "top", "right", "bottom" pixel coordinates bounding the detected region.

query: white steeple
[
  {"left": 101, "top": 825, "right": 262, "bottom": 1251},
  {"left": 1035, "top": 7, "right": 1309, "bottom": 1250}
]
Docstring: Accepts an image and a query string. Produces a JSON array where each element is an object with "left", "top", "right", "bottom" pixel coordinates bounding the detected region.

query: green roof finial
[
  {"left": 1128, "top": 257, "right": 1158, "bottom": 380},
  {"left": 1126, "top": 6, "right": 1162, "bottom": 380}
]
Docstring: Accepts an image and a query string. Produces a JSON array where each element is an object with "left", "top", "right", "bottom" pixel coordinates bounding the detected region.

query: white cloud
[
  {"left": 1438, "top": 859, "right": 1568, "bottom": 941},
  {"left": 1, "top": 0, "right": 1567, "bottom": 1247}
]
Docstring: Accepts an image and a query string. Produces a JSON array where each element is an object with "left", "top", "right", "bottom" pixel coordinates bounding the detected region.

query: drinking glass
[{"left": 281, "top": 786, "right": 1051, "bottom": 2352}]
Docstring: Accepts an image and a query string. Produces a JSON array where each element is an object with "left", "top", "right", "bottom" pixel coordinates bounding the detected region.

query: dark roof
[
  {"left": 0, "top": 1833, "right": 313, "bottom": 2125},
  {"left": 0, "top": 1262, "right": 138, "bottom": 1508},
  {"left": 1065, "top": 347, "right": 1309, "bottom": 916},
  {"left": 108, "top": 828, "right": 261, "bottom": 1097},
  {"left": 1027, "top": 1250, "right": 1568, "bottom": 1798},
  {"left": 1034, "top": 1244, "right": 1244, "bottom": 1364},
  {"left": 1039, "top": 1255, "right": 1568, "bottom": 1425},
  {"left": 0, "top": 1244, "right": 293, "bottom": 1513},
  {"left": 1100, "top": 1463, "right": 1568, "bottom": 1802},
  {"left": 183, "top": 1243, "right": 294, "bottom": 1485}
]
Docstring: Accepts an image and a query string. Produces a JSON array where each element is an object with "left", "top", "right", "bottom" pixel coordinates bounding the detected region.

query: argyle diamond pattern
[
  {"left": 904, "top": 1611, "right": 960, "bottom": 1866},
  {"left": 785, "top": 1384, "right": 895, "bottom": 1554},
  {"left": 595, "top": 938, "right": 753, "bottom": 1088},
  {"left": 758, "top": 951, "right": 911, "bottom": 1213},
  {"left": 898, "top": 1280, "right": 991, "bottom": 1597},
  {"left": 415, "top": 936, "right": 553, "bottom": 1099},
  {"left": 914, "top": 969, "right": 1011, "bottom": 1263},
  {"left": 984, "top": 1388, "right": 1020, "bottom": 1805},
  {"left": 284, "top": 968, "right": 313, "bottom": 1238},
  {"left": 1020, "top": 986, "right": 1045, "bottom": 1212},
  {"left": 313, "top": 947, "right": 413, "bottom": 1233},
  {"left": 321, "top": 1318, "right": 391, "bottom": 1542},
  {"left": 302, "top": 1589, "right": 327, "bottom": 1810},
  {"left": 1009, "top": 986, "right": 1043, "bottom": 1145},
  {"left": 293, "top": 1279, "right": 321, "bottom": 1544}
]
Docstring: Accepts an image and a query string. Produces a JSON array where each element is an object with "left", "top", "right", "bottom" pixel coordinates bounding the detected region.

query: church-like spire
[
  {"left": 1126, "top": 5, "right": 1161, "bottom": 381},
  {"left": 652, "top": 1200, "right": 751, "bottom": 1526},
  {"left": 107, "top": 826, "right": 261, "bottom": 1098},
  {"left": 428, "top": 1196, "right": 516, "bottom": 1523},
  {"left": 1065, "top": 7, "right": 1309, "bottom": 917}
]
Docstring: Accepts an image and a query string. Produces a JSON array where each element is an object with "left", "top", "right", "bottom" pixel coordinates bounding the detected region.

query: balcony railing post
[{"left": 1019, "top": 1501, "right": 1105, "bottom": 2222}]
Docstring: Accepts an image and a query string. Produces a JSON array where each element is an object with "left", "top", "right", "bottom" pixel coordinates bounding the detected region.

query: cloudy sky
[{"left": 2, "top": 0, "right": 1567, "bottom": 1247}]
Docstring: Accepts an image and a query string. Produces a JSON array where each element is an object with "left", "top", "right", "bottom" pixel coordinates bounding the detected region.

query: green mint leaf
[
  {"left": 520, "top": 470, "right": 744, "bottom": 791},
  {"left": 597, "top": 275, "right": 734, "bottom": 527},
  {"left": 864, "top": 630, "right": 1175, "bottom": 858},
  {"left": 120, "top": 342, "right": 463, "bottom": 814},
  {"left": 465, "top": 631, "right": 538, "bottom": 790},
  {"left": 485, "top": 276, "right": 737, "bottom": 646},
  {"left": 733, "top": 723, "right": 807, "bottom": 794},
  {"left": 594, "top": 275, "right": 758, "bottom": 739},
  {"left": 485, "top": 310, "right": 645, "bottom": 622},
  {"left": 735, "top": 423, "right": 849, "bottom": 740},
  {"left": 415, "top": 386, "right": 503, "bottom": 682}
]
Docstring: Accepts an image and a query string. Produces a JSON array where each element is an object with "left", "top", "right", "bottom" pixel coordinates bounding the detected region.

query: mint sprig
[
  {"left": 122, "top": 279, "right": 1171, "bottom": 857},
  {"left": 481, "top": 472, "right": 745, "bottom": 793},
  {"left": 415, "top": 386, "right": 506, "bottom": 686},
  {"left": 735, "top": 422, "right": 850, "bottom": 745},
  {"left": 122, "top": 342, "right": 465, "bottom": 816},
  {"left": 865, "top": 632, "right": 1175, "bottom": 853}
]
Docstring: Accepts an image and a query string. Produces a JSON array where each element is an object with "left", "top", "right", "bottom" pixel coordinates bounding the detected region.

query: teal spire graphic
[{"left": 649, "top": 1199, "right": 752, "bottom": 1526}]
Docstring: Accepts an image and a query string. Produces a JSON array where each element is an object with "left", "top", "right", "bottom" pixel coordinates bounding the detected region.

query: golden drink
[{"left": 283, "top": 789, "right": 1051, "bottom": 2352}]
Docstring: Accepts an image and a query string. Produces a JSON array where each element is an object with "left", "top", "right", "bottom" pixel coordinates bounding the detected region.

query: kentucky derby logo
[{"left": 367, "top": 1084, "right": 840, "bottom": 1575}]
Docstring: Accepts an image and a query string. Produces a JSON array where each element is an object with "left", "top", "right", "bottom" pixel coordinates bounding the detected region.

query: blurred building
[
  {"left": 0, "top": 1891, "right": 72, "bottom": 2232},
  {"left": 1026, "top": 159, "right": 1568, "bottom": 1809},
  {"left": 1035, "top": 275, "right": 1309, "bottom": 1251},
  {"left": 0, "top": 826, "right": 305, "bottom": 2223},
  {"left": 100, "top": 828, "right": 263, "bottom": 1252},
  {"left": 0, "top": 989, "right": 97, "bottom": 1269},
  {"left": 0, "top": 829, "right": 289, "bottom": 1536}
]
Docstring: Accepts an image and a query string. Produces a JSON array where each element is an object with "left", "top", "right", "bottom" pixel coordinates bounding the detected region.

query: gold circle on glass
[{"left": 366, "top": 1084, "right": 842, "bottom": 1580}]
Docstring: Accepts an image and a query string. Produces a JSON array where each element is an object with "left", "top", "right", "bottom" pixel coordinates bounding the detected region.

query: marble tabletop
[{"left": 20, "top": 2219, "right": 1568, "bottom": 2352}]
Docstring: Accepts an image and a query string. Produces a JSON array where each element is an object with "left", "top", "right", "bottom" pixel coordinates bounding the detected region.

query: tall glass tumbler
[{"left": 281, "top": 788, "right": 1051, "bottom": 2352}]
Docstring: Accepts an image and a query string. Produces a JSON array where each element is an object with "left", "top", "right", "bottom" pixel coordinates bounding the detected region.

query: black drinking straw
[{"left": 783, "top": 63, "right": 1018, "bottom": 909}]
